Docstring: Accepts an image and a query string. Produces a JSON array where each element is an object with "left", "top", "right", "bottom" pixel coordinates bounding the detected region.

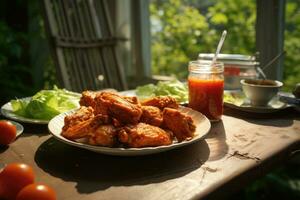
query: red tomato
[
  {"left": 0, "top": 163, "right": 35, "bottom": 200},
  {"left": 16, "top": 183, "right": 56, "bottom": 200},
  {"left": 0, "top": 120, "right": 17, "bottom": 145}
]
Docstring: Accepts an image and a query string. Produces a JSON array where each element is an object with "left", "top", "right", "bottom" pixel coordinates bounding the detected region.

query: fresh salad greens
[
  {"left": 223, "top": 91, "right": 245, "bottom": 106},
  {"left": 10, "top": 86, "right": 80, "bottom": 120},
  {"left": 136, "top": 79, "right": 188, "bottom": 103}
]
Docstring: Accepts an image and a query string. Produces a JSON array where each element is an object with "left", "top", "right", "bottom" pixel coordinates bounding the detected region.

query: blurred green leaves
[
  {"left": 240, "top": 164, "right": 300, "bottom": 200},
  {"left": 150, "top": 0, "right": 300, "bottom": 91},
  {"left": 0, "top": 21, "right": 34, "bottom": 104},
  {"left": 0, "top": 1, "right": 55, "bottom": 106},
  {"left": 284, "top": 1, "right": 300, "bottom": 91},
  {"left": 210, "top": 13, "right": 228, "bottom": 24},
  {"left": 150, "top": 0, "right": 212, "bottom": 79},
  {"left": 150, "top": 0, "right": 256, "bottom": 80}
]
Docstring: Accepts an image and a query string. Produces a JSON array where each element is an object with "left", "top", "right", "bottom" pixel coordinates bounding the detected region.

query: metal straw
[{"left": 211, "top": 30, "right": 227, "bottom": 66}]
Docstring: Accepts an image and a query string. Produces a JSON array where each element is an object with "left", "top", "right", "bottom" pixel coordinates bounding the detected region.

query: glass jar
[
  {"left": 188, "top": 60, "right": 224, "bottom": 121},
  {"left": 198, "top": 53, "right": 259, "bottom": 90}
]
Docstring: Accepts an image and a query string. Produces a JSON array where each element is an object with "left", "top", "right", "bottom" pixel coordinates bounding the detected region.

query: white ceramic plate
[
  {"left": 1, "top": 98, "right": 49, "bottom": 124},
  {"left": 224, "top": 90, "right": 290, "bottom": 113},
  {"left": 48, "top": 106, "right": 211, "bottom": 156},
  {"left": 0, "top": 120, "right": 24, "bottom": 137}
]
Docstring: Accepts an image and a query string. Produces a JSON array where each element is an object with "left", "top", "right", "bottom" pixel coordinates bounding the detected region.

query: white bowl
[{"left": 241, "top": 79, "right": 283, "bottom": 107}]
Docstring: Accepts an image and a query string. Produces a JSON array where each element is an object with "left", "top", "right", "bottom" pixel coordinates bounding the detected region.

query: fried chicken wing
[
  {"left": 79, "top": 90, "right": 100, "bottom": 108},
  {"left": 87, "top": 125, "right": 117, "bottom": 147},
  {"left": 62, "top": 114, "right": 110, "bottom": 140},
  {"left": 118, "top": 123, "right": 173, "bottom": 148},
  {"left": 162, "top": 108, "right": 196, "bottom": 142},
  {"left": 94, "top": 92, "right": 142, "bottom": 124},
  {"left": 141, "top": 96, "right": 179, "bottom": 110},
  {"left": 140, "top": 106, "right": 163, "bottom": 126},
  {"left": 124, "top": 96, "right": 139, "bottom": 104},
  {"left": 62, "top": 90, "right": 197, "bottom": 148},
  {"left": 62, "top": 106, "right": 94, "bottom": 132}
]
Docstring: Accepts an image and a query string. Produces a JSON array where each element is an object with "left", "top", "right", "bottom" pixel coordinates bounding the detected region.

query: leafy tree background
[
  {"left": 0, "top": 0, "right": 55, "bottom": 106},
  {"left": 150, "top": 0, "right": 256, "bottom": 79},
  {"left": 150, "top": 0, "right": 300, "bottom": 92},
  {"left": 284, "top": 1, "right": 300, "bottom": 90}
]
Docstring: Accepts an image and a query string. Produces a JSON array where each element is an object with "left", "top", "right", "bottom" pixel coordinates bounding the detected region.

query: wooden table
[{"left": 1, "top": 107, "right": 300, "bottom": 200}]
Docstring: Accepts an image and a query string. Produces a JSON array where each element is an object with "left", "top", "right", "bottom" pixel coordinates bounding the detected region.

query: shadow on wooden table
[
  {"left": 205, "top": 121, "right": 229, "bottom": 161},
  {"left": 21, "top": 123, "right": 49, "bottom": 135},
  {"left": 34, "top": 137, "right": 210, "bottom": 194}
]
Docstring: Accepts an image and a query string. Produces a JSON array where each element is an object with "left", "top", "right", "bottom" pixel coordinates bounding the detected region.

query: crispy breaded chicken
[
  {"left": 62, "top": 114, "right": 110, "bottom": 140},
  {"left": 94, "top": 92, "right": 142, "bottom": 124},
  {"left": 162, "top": 108, "right": 196, "bottom": 142},
  {"left": 62, "top": 106, "right": 94, "bottom": 132},
  {"left": 79, "top": 91, "right": 99, "bottom": 108},
  {"left": 141, "top": 96, "right": 178, "bottom": 110},
  {"left": 62, "top": 90, "right": 198, "bottom": 148},
  {"left": 124, "top": 96, "right": 139, "bottom": 104},
  {"left": 140, "top": 106, "right": 163, "bottom": 126},
  {"left": 87, "top": 125, "right": 117, "bottom": 147},
  {"left": 118, "top": 123, "right": 173, "bottom": 148}
]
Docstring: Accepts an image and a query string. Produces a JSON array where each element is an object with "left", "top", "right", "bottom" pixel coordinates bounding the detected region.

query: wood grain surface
[{"left": 1, "top": 107, "right": 299, "bottom": 200}]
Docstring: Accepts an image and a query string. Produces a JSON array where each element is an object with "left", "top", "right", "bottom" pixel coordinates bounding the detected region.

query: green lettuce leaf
[
  {"left": 135, "top": 84, "right": 156, "bottom": 100},
  {"left": 136, "top": 79, "right": 188, "bottom": 103},
  {"left": 223, "top": 92, "right": 245, "bottom": 106},
  {"left": 11, "top": 99, "right": 30, "bottom": 116},
  {"left": 10, "top": 86, "right": 80, "bottom": 120}
]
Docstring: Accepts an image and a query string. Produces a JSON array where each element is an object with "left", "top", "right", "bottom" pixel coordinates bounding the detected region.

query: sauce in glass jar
[
  {"left": 188, "top": 60, "right": 224, "bottom": 121},
  {"left": 198, "top": 53, "right": 258, "bottom": 90}
]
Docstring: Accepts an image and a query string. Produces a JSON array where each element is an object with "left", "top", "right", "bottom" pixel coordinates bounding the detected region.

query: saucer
[{"left": 224, "top": 90, "right": 289, "bottom": 113}]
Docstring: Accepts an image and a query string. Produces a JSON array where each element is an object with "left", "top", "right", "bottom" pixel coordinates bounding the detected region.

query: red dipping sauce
[
  {"left": 188, "top": 60, "right": 224, "bottom": 121},
  {"left": 188, "top": 78, "right": 224, "bottom": 120}
]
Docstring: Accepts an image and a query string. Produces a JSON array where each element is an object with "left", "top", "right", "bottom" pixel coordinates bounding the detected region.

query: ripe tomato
[
  {"left": 0, "top": 120, "right": 17, "bottom": 145},
  {"left": 16, "top": 183, "right": 56, "bottom": 200},
  {"left": 0, "top": 163, "right": 35, "bottom": 200}
]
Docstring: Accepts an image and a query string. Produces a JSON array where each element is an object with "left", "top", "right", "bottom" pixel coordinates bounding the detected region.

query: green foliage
[
  {"left": 150, "top": 0, "right": 256, "bottom": 80},
  {"left": 28, "top": 0, "right": 57, "bottom": 90},
  {"left": 207, "top": 0, "right": 256, "bottom": 54},
  {"left": 284, "top": 0, "right": 300, "bottom": 90},
  {"left": 150, "top": 0, "right": 300, "bottom": 91},
  {"left": 0, "top": 21, "right": 35, "bottom": 105},
  {"left": 232, "top": 163, "right": 300, "bottom": 200},
  {"left": 150, "top": 0, "right": 211, "bottom": 79},
  {"left": 0, "top": 1, "right": 56, "bottom": 105}
]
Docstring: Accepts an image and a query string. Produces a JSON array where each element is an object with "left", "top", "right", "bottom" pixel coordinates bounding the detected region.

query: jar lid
[
  {"left": 198, "top": 53, "right": 259, "bottom": 66},
  {"left": 189, "top": 60, "right": 224, "bottom": 73}
]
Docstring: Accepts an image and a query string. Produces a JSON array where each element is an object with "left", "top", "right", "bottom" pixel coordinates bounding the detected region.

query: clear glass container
[
  {"left": 188, "top": 60, "right": 224, "bottom": 121},
  {"left": 198, "top": 53, "right": 259, "bottom": 90}
]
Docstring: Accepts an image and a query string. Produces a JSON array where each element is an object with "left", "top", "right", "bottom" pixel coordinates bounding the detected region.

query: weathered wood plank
[{"left": 1, "top": 108, "right": 299, "bottom": 200}]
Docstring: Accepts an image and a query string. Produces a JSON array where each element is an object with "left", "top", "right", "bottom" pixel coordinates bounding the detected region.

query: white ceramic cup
[{"left": 241, "top": 79, "right": 283, "bottom": 107}]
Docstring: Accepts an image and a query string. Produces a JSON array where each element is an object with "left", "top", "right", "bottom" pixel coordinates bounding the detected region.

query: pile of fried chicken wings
[{"left": 61, "top": 91, "right": 196, "bottom": 148}]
